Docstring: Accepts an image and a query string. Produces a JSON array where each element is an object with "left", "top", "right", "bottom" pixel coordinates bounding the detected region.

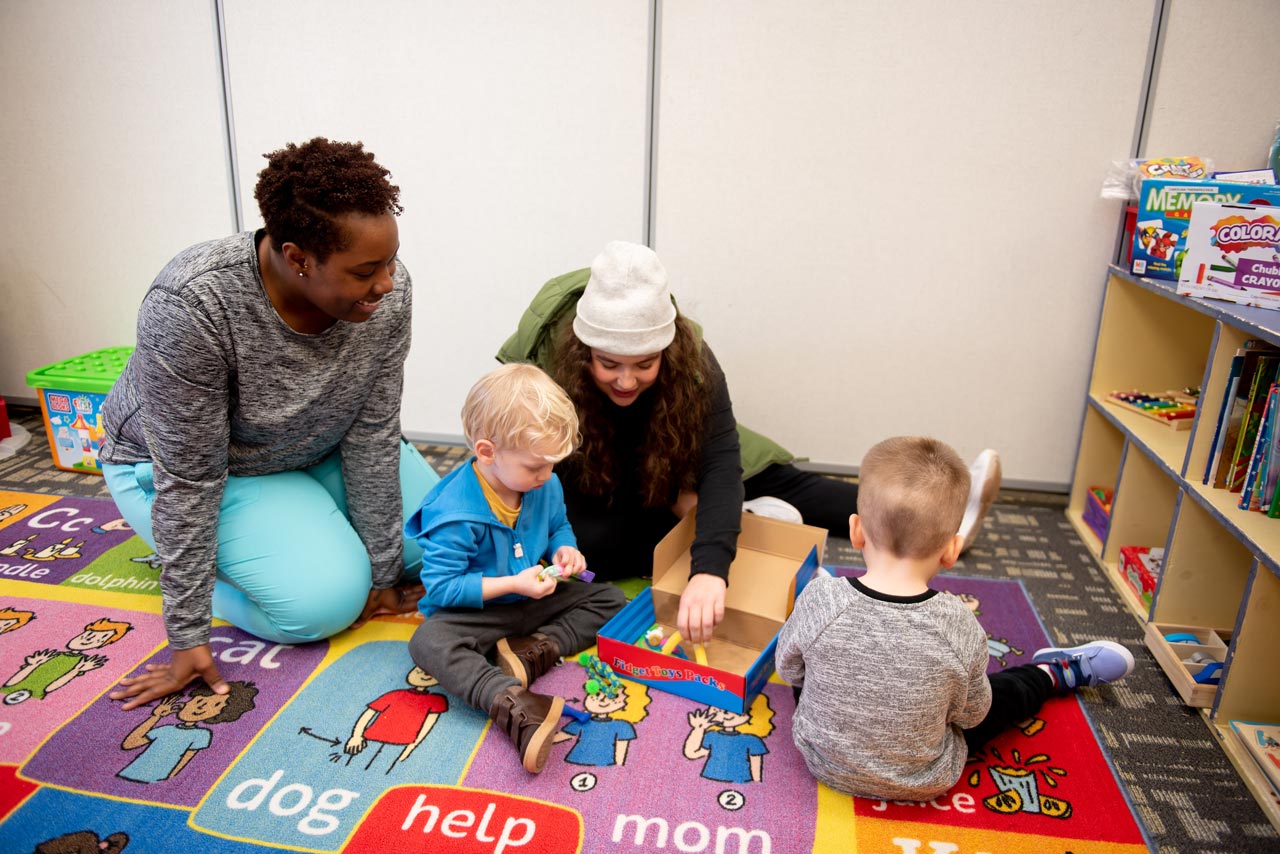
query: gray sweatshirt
[
  {"left": 775, "top": 574, "right": 991, "bottom": 801},
  {"left": 101, "top": 231, "right": 411, "bottom": 650}
]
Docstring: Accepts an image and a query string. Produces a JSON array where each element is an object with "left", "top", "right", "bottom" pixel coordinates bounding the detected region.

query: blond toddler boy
[{"left": 405, "top": 363, "right": 627, "bottom": 773}]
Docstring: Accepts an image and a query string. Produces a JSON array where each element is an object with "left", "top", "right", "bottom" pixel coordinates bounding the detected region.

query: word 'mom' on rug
[{"left": 0, "top": 489, "right": 1147, "bottom": 853}]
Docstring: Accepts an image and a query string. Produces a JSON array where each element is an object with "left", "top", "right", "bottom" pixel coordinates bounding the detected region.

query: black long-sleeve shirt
[{"left": 559, "top": 346, "right": 744, "bottom": 581}]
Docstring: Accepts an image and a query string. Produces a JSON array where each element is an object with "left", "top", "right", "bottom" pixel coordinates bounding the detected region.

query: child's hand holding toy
[
  {"left": 536, "top": 547, "right": 596, "bottom": 583},
  {"left": 552, "top": 546, "right": 588, "bottom": 577},
  {"left": 513, "top": 565, "right": 559, "bottom": 598}
]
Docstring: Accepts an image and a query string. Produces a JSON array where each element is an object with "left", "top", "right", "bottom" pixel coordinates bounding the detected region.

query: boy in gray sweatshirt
[{"left": 776, "top": 436, "right": 1133, "bottom": 801}]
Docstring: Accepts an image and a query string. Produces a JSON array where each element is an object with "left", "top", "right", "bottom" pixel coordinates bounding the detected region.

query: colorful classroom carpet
[{"left": 0, "top": 490, "right": 1149, "bottom": 853}]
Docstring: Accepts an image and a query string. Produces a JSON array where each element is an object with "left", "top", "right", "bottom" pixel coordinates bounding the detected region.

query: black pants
[
  {"left": 408, "top": 582, "right": 628, "bottom": 712},
  {"left": 963, "top": 664, "right": 1055, "bottom": 751},
  {"left": 743, "top": 463, "right": 859, "bottom": 538},
  {"left": 790, "top": 663, "right": 1054, "bottom": 752},
  {"left": 567, "top": 463, "right": 859, "bottom": 582}
]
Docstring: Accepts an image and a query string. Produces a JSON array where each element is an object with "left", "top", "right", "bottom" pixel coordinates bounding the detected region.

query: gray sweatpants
[{"left": 408, "top": 582, "right": 628, "bottom": 713}]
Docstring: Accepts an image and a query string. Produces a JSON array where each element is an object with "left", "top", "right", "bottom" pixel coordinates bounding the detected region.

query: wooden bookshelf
[{"left": 1068, "top": 267, "right": 1280, "bottom": 831}]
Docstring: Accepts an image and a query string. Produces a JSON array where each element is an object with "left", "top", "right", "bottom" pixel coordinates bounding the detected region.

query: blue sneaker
[{"left": 1032, "top": 641, "right": 1134, "bottom": 692}]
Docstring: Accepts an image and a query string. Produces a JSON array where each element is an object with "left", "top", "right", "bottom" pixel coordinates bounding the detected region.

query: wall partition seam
[
  {"left": 213, "top": 0, "right": 243, "bottom": 233},
  {"left": 1110, "top": 0, "right": 1168, "bottom": 269},
  {"left": 643, "top": 0, "right": 661, "bottom": 249},
  {"left": 1133, "top": 0, "right": 1169, "bottom": 160}
]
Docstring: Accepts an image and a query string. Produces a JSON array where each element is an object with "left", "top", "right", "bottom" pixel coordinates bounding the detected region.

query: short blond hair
[
  {"left": 461, "top": 363, "right": 579, "bottom": 461},
  {"left": 857, "top": 436, "right": 970, "bottom": 559}
]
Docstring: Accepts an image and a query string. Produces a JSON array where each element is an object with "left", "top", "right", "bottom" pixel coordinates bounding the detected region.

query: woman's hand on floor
[
  {"left": 679, "top": 573, "right": 726, "bottom": 644},
  {"left": 109, "top": 644, "right": 227, "bottom": 711}
]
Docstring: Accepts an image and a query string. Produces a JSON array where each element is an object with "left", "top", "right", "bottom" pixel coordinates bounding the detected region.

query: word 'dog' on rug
[{"left": 0, "top": 490, "right": 1147, "bottom": 853}]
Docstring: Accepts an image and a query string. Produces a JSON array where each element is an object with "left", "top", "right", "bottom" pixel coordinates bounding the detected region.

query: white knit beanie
[{"left": 573, "top": 241, "right": 677, "bottom": 355}]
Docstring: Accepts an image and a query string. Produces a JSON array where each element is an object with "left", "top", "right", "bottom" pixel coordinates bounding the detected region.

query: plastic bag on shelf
[{"left": 1100, "top": 156, "right": 1214, "bottom": 200}]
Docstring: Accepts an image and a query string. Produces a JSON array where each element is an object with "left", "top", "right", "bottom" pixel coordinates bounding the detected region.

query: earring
[{"left": 298, "top": 272, "right": 305, "bottom": 278}]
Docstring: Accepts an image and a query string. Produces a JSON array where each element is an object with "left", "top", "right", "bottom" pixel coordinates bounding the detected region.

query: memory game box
[{"left": 1131, "top": 179, "right": 1280, "bottom": 281}]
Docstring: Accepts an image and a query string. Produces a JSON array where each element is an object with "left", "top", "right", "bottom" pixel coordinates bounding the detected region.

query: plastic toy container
[{"left": 25, "top": 347, "right": 133, "bottom": 475}]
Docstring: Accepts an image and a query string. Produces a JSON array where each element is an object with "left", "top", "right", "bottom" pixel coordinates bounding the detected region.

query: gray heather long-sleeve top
[
  {"left": 100, "top": 231, "right": 412, "bottom": 650},
  {"left": 775, "top": 574, "right": 991, "bottom": 801}
]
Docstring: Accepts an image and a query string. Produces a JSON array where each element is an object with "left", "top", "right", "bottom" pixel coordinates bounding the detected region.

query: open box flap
[{"left": 651, "top": 511, "right": 826, "bottom": 628}]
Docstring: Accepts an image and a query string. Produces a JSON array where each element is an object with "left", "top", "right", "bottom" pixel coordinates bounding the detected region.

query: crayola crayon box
[
  {"left": 1178, "top": 202, "right": 1280, "bottom": 309},
  {"left": 597, "top": 511, "right": 825, "bottom": 713},
  {"left": 1131, "top": 179, "right": 1280, "bottom": 281}
]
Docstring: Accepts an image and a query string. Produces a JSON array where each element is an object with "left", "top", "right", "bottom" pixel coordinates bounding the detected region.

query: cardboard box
[
  {"left": 1177, "top": 202, "right": 1280, "bottom": 309},
  {"left": 1119, "top": 544, "right": 1163, "bottom": 608},
  {"left": 597, "top": 511, "right": 826, "bottom": 713},
  {"left": 25, "top": 347, "right": 132, "bottom": 475},
  {"left": 1131, "top": 179, "right": 1280, "bottom": 280}
]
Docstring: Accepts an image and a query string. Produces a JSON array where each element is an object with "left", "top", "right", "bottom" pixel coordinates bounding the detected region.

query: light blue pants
[{"left": 102, "top": 441, "right": 440, "bottom": 644}]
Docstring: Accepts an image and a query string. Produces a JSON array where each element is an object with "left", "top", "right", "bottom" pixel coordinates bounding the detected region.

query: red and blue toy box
[{"left": 597, "top": 511, "right": 826, "bottom": 714}]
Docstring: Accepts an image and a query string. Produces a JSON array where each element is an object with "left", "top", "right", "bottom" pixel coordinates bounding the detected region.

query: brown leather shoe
[
  {"left": 496, "top": 633, "right": 562, "bottom": 688},
  {"left": 488, "top": 685, "right": 565, "bottom": 773}
]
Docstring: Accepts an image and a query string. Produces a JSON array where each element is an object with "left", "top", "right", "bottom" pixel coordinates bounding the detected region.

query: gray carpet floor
[{"left": 2, "top": 404, "right": 1277, "bottom": 852}]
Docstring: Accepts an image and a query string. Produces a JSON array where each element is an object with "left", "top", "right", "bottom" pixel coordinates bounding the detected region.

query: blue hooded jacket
[{"left": 404, "top": 458, "right": 578, "bottom": 618}]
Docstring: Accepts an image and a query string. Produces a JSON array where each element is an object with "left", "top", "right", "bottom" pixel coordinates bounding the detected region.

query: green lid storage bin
[{"left": 25, "top": 347, "right": 133, "bottom": 475}]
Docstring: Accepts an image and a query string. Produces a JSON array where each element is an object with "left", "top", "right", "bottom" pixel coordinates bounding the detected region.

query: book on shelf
[
  {"left": 1207, "top": 353, "right": 1246, "bottom": 486},
  {"left": 1228, "top": 720, "right": 1280, "bottom": 796},
  {"left": 1266, "top": 440, "right": 1280, "bottom": 518},
  {"left": 1257, "top": 383, "right": 1280, "bottom": 513},
  {"left": 1241, "top": 384, "right": 1279, "bottom": 511},
  {"left": 1226, "top": 353, "right": 1280, "bottom": 493}
]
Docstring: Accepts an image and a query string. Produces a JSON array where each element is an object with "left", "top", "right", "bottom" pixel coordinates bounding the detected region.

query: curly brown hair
[
  {"left": 188, "top": 680, "right": 259, "bottom": 725},
  {"left": 254, "top": 137, "right": 402, "bottom": 263},
  {"left": 550, "top": 313, "right": 710, "bottom": 507}
]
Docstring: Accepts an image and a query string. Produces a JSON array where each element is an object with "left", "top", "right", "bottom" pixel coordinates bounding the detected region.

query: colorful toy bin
[
  {"left": 26, "top": 347, "right": 133, "bottom": 475},
  {"left": 597, "top": 510, "right": 826, "bottom": 714}
]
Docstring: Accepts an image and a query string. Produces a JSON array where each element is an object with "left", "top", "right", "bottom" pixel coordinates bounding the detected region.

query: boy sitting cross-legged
[
  {"left": 776, "top": 435, "right": 1134, "bottom": 801},
  {"left": 405, "top": 363, "right": 627, "bottom": 773}
]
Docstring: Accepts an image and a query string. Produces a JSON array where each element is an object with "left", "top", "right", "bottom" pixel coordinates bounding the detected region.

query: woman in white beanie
[{"left": 498, "top": 241, "right": 1000, "bottom": 642}]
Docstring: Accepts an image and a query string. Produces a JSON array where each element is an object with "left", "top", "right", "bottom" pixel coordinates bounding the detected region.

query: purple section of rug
[
  {"left": 0, "top": 495, "right": 135, "bottom": 585},
  {"left": 21, "top": 626, "right": 328, "bottom": 807}
]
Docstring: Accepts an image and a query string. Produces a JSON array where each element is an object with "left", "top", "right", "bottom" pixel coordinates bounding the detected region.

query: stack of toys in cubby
[
  {"left": 1202, "top": 342, "right": 1280, "bottom": 516},
  {"left": 1119, "top": 155, "right": 1280, "bottom": 296}
]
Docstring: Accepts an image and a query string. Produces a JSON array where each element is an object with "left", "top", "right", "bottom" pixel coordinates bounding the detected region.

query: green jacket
[{"left": 497, "top": 267, "right": 795, "bottom": 479}]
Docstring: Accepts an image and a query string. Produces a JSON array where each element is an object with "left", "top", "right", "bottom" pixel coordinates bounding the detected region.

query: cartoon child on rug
[
  {"left": 0, "top": 606, "right": 36, "bottom": 636},
  {"left": 342, "top": 665, "right": 448, "bottom": 774},
  {"left": 682, "top": 694, "right": 774, "bottom": 784},
  {"left": 116, "top": 681, "right": 258, "bottom": 783},
  {"left": 1, "top": 617, "right": 132, "bottom": 705},
  {"left": 554, "top": 669, "right": 650, "bottom": 767}
]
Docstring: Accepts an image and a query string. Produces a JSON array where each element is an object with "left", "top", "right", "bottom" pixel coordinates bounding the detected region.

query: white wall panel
[
  {"left": 0, "top": 0, "right": 232, "bottom": 399},
  {"left": 654, "top": 1, "right": 1157, "bottom": 485},
  {"left": 222, "top": 1, "right": 651, "bottom": 439},
  {"left": 1144, "top": 0, "right": 1280, "bottom": 171}
]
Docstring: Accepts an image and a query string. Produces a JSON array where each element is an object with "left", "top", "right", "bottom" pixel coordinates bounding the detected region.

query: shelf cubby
[
  {"left": 1099, "top": 443, "right": 1178, "bottom": 618},
  {"left": 1071, "top": 267, "right": 1280, "bottom": 831}
]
